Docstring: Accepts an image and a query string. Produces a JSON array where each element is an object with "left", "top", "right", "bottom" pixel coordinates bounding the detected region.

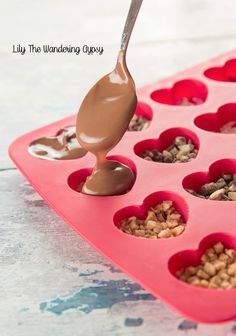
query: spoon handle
[{"left": 120, "top": 0, "right": 143, "bottom": 51}]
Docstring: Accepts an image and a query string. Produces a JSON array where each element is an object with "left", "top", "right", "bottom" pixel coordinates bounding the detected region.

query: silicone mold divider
[{"left": 9, "top": 50, "right": 236, "bottom": 323}]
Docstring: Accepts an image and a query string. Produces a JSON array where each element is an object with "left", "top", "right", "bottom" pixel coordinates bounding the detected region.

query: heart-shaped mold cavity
[
  {"left": 114, "top": 191, "right": 188, "bottom": 239},
  {"left": 67, "top": 155, "right": 137, "bottom": 195},
  {"left": 169, "top": 233, "right": 236, "bottom": 289},
  {"left": 183, "top": 159, "right": 236, "bottom": 201},
  {"left": 128, "top": 102, "right": 153, "bottom": 131},
  {"left": 204, "top": 59, "right": 236, "bottom": 82},
  {"left": 195, "top": 103, "right": 236, "bottom": 134},
  {"left": 150, "top": 79, "right": 208, "bottom": 106},
  {"left": 28, "top": 126, "right": 87, "bottom": 160},
  {"left": 134, "top": 127, "right": 199, "bottom": 163}
]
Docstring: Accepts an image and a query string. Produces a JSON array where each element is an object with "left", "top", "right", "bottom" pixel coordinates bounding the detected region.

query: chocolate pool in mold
[{"left": 68, "top": 155, "right": 137, "bottom": 195}]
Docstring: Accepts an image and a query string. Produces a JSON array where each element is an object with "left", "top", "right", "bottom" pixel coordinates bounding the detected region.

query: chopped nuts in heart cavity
[
  {"left": 120, "top": 200, "right": 185, "bottom": 239},
  {"left": 140, "top": 136, "right": 198, "bottom": 163},
  {"left": 186, "top": 173, "right": 236, "bottom": 201},
  {"left": 177, "top": 97, "right": 204, "bottom": 106},
  {"left": 176, "top": 242, "right": 236, "bottom": 289},
  {"left": 128, "top": 115, "right": 150, "bottom": 131},
  {"left": 220, "top": 121, "right": 236, "bottom": 134}
]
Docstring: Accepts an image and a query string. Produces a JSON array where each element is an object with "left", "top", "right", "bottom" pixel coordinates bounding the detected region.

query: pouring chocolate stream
[{"left": 76, "top": 0, "right": 143, "bottom": 196}]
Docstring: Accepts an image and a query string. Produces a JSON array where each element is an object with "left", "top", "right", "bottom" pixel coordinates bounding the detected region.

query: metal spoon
[{"left": 120, "top": 0, "right": 143, "bottom": 53}]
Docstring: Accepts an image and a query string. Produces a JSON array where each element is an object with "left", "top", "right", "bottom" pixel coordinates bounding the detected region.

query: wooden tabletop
[{"left": 1, "top": 1, "right": 236, "bottom": 335}]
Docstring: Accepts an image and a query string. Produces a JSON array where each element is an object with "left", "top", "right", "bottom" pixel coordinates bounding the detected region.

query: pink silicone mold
[
  {"left": 195, "top": 103, "right": 236, "bottom": 133},
  {"left": 169, "top": 232, "right": 236, "bottom": 276},
  {"left": 9, "top": 50, "right": 236, "bottom": 323},
  {"left": 68, "top": 155, "right": 137, "bottom": 194},
  {"left": 114, "top": 191, "right": 188, "bottom": 236},
  {"left": 183, "top": 158, "right": 236, "bottom": 199},
  {"left": 150, "top": 79, "right": 208, "bottom": 106},
  {"left": 204, "top": 59, "right": 236, "bottom": 82},
  {"left": 134, "top": 127, "right": 199, "bottom": 162},
  {"left": 130, "top": 101, "right": 153, "bottom": 130}
]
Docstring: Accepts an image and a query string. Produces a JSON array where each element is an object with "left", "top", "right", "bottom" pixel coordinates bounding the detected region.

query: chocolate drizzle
[{"left": 29, "top": 126, "right": 87, "bottom": 160}]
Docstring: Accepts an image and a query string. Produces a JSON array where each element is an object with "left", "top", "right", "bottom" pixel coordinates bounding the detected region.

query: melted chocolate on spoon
[
  {"left": 76, "top": 51, "right": 137, "bottom": 196},
  {"left": 76, "top": 0, "right": 143, "bottom": 195},
  {"left": 29, "top": 126, "right": 87, "bottom": 160}
]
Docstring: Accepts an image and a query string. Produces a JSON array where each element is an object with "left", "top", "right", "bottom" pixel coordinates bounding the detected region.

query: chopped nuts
[
  {"left": 158, "top": 228, "right": 172, "bottom": 238},
  {"left": 228, "top": 192, "right": 236, "bottom": 201},
  {"left": 213, "top": 242, "right": 224, "bottom": 254},
  {"left": 120, "top": 200, "right": 186, "bottom": 239},
  {"left": 172, "top": 225, "right": 185, "bottom": 236},
  {"left": 227, "top": 263, "right": 236, "bottom": 276},
  {"left": 197, "top": 269, "right": 210, "bottom": 280},
  {"left": 208, "top": 188, "right": 225, "bottom": 200},
  {"left": 186, "top": 173, "right": 236, "bottom": 201},
  {"left": 140, "top": 136, "right": 198, "bottom": 163},
  {"left": 200, "top": 182, "right": 218, "bottom": 196},
  {"left": 128, "top": 114, "right": 150, "bottom": 131},
  {"left": 204, "top": 262, "right": 216, "bottom": 276},
  {"left": 220, "top": 121, "right": 236, "bottom": 134},
  {"left": 177, "top": 97, "right": 204, "bottom": 106},
  {"left": 176, "top": 242, "right": 236, "bottom": 289}
]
